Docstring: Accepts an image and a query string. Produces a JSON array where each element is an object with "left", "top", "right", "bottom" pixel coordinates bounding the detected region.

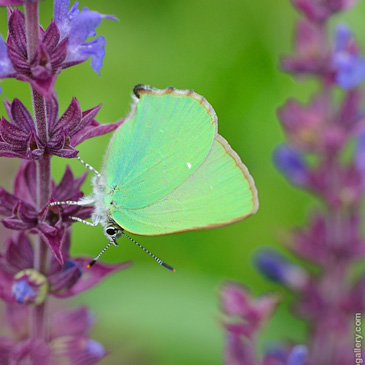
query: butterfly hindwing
[{"left": 110, "top": 135, "right": 258, "bottom": 235}]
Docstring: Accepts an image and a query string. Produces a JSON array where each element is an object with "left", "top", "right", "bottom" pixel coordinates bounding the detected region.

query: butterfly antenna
[
  {"left": 87, "top": 240, "right": 114, "bottom": 269},
  {"left": 122, "top": 231, "right": 176, "bottom": 272}
]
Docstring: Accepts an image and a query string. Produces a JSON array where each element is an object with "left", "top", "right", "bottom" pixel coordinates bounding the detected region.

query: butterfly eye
[{"left": 106, "top": 228, "right": 116, "bottom": 236}]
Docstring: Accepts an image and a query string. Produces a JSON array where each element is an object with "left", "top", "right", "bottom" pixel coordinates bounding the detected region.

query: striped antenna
[
  {"left": 87, "top": 241, "right": 114, "bottom": 268},
  {"left": 122, "top": 232, "right": 176, "bottom": 272}
]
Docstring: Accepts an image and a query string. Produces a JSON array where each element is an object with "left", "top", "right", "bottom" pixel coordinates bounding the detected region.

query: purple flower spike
[
  {"left": 332, "top": 25, "right": 365, "bottom": 90},
  {"left": 255, "top": 250, "right": 308, "bottom": 290},
  {"left": 273, "top": 145, "right": 309, "bottom": 186},
  {"left": 54, "top": 0, "right": 117, "bottom": 74},
  {"left": 0, "top": 1, "right": 135, "bottom": 360}
]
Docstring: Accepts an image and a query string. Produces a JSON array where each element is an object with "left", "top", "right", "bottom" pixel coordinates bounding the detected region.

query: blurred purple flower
[
  {"left": 51, "top": 336, "right": 107, "bottom": 364},
  {"left": 0, "top": 305, "right": 107, "bottom": 364},
  {"left": 221, "top": 283, "right": 278, "bottom": 364},
  {"left": 50, "top": 307, "right": 107, "bottom": 364},
  {"left": 0, "top": 337, "right": 13, "bottom": 364},
  {"left": 263, "top": 345, "right": 309, "bottom": 365},
  {"left": 227, "top": 0, "right": 365, "bottom": 364},
  {"left": 291, "top": 0, "right": 358, "bottom": 23},
  {"left": 255, "top": 250, "right": 308, "bottom": 291},
  {"left": 0, "top": 0, "right": 40, "bottom": 5},
  {"left": 10, "top": 340, "right": 51, "bottom": 364},
  {"left": 277, "top": 97, "right": 327, "bottom": 152},
  {"left": 332, "top": 24, "right": 365, "bottom": 89},
  {"left": 282, "top": 20, "right": 327, "bottom": 76},
  {"left": 273, "top": 145, "right": 309, "bottom": 186},
  {"left": 54, "top": 0, "right": 117, "bottom": 75},
  {"left": 287, "top": 345, "right": 309, "bottom": 365}
]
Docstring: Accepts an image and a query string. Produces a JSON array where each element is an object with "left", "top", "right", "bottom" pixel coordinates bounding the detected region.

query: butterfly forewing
[{"left": 104, "top": 88, "right": 217, "bottom": 210}]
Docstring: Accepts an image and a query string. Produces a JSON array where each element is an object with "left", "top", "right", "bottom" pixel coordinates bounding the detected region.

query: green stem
[{"left": 25, "top": 2, "right": 51, "bottom": 341}]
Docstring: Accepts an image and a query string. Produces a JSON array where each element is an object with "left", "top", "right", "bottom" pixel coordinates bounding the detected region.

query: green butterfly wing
[
  {"left": 110, "top": 134, "right": 258, "bottom": 235},
  {"left": 103, "top": 85, "right": 258, "bottom": 235},
  {"left": 103, "top": 86, "right": 216, "bottom": 209}
]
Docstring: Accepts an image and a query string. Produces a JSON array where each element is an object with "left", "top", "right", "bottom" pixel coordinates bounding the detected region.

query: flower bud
[
  {"left": 255, "top": 250, "right": 308, "bottom": 290},
  {"left": 12, "top": 269, "right": 48, "bottom": 305},
  {"left": 51, "top": 336, "right": 106, "bottom": 364},
  {"left": 332, "top": 24, "right": 365, "bottom": 90},
  {"left": 273, "top": 145, "right": 309, "bottom": 186},
  {"left": 221, "top": 283, "right": 249, "bottom": 317}
]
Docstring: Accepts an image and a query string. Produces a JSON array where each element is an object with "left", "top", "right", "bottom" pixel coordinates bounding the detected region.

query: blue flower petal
[
  {"left": 54, "top": 1, "right": 116, "bottom": 75},
  {"left": 255, "top": 249, "right": 308, "bottom": 290},
  {"left": 334, "top": 24, "right": 352, "bottom": 52},
  {"left": 54, "top": 0, "right": 80, "bottom": 39},
  {"left": 287, "top": 345, "right": 308, "bottom": 365},
  {"left": 255, "top": 250, "right": 292, "bottom": 284},
  {"left": 273, "top": 144, "right": 308, "bottom": 186},
  {"left": 54, "top": 0, "right": 71, "bottom": 26},
  {"left": 12, "top": 279, "right": 36, "bottom": 304},
  {"left": 336, "top": 58, "right": 365, "bottom": 89},
  {"left": 68, "top": 9, "right": 103, "bottom": 46},
  {"left": 86, "top": 339, "right": 105, "bottom": 358},
  {"left": 332, "top": 24, "right": 365, "bottom": 89},
  {"left": 0, "top": 35, "right": 15, "bottom": 77},
  {"left": 78, "top": 36, "right": 107, "bottom": 75}
]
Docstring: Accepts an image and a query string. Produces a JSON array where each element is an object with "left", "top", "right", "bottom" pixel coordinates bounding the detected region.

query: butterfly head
[{"left": 103, "top": 221, "right": 122, "bottom": 245}]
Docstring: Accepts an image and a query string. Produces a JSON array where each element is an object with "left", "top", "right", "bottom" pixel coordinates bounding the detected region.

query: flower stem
[
  {"left": 24, "top": 3, "right": 40, "bottom": 62},
  {"left": 25, "top": 2, "right": 51, "bottom": 341}
]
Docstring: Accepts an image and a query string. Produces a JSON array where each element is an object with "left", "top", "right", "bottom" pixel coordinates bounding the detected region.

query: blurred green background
[{"left": 1, "top": 0, "right": 365, "bottom": 364}]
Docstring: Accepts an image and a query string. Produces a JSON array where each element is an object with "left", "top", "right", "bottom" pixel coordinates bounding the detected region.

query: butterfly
[{"left": 51, "top": 85, "right": 259, "bottom": 271}]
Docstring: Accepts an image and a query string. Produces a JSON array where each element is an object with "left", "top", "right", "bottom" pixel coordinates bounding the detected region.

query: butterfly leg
[
  {"left": 69, "top": 216, "right": 97, "bottom": 226},
  {"left": 50, "top": 200, "right": 85, "bottom": 207},
  {"left": 76, "top": 156, "right": 101, "bottom": 177},
  {"left": 49, "top": 196, "right": 96, "bottom": 207}
]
